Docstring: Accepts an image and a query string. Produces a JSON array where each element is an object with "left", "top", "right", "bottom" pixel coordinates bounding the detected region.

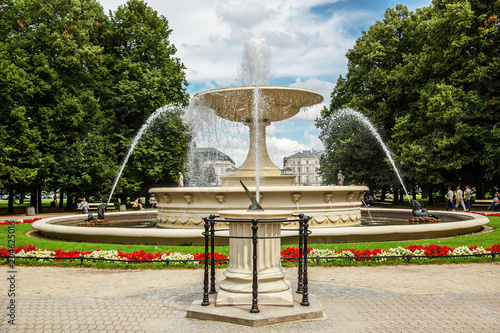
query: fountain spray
[
  {"left": 106, "top": 105, "right": 173, "bottom": 206},
  {"left": 239, "top": 38, "right": 272, "bottom": 201},
  {"left": 325, "top": 108, "right": 411, "bottom": 203}
]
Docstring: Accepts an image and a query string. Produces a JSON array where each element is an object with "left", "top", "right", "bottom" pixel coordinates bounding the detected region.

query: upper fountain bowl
[{"left": 193, "top": 86, "right": 324, "bottom": 122}]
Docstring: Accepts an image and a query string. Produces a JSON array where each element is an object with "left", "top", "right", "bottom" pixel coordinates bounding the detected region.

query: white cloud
[{"left": 266, "top": 136, "right": 309, "bottom": 168}]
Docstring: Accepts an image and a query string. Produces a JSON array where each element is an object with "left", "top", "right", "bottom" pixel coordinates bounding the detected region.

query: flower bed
[
  {"left": 466, "top": 211, "right": 500, "bottom": 217},
  {"left": 295, "top": 244, "right": 500, "bottom": 263},
  {"left": 0, "top": 218, "right": 41, "bottom": 226},
  {"left": 0, "top": 245, "right": 219, "bottom": 266},
  {"left": 1, "top": 244, "right": 498, "bottom": 266}
]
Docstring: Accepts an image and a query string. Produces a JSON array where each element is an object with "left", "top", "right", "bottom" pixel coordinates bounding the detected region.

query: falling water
[
  {"left": 106, "top": 105, "right": 172, "bottom": 205},
  {"left": 240, "top": 38, "right": 272, "bottom": 201},
  {"left": 326, "top": 108, "right": 411, "bottom": 203},
  {"left": 238, "top": 38, "right": 272, "bottom": 85},
  {"left": 252, "top": 87, "right": 262, "bottom": 200}
]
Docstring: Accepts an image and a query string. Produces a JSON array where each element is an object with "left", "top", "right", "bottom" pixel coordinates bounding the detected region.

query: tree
[
  {"left": 0, "top": 0, "right": 191, "bottom": 211},
  {"left": 318, "top": 0, "right": 500, "bottom": 201},
  {"left": 97, "top": 0, "right": 190, "bottom": 202},
  {"left": 0, "top": 0, "right": 110, "bottom": 211}
]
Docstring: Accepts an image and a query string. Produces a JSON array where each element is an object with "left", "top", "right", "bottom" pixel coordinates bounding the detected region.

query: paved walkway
[{"left": 1, "top": 264, "right": 499, "bottom": 332}]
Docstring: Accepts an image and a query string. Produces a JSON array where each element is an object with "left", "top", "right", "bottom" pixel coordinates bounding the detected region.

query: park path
[{"left": 1, "top": 263, "right": 499, "bottom": 332}]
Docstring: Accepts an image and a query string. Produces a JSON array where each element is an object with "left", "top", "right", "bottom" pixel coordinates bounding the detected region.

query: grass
[
  {"left": 0, "top": 215, "right": 498, "bottom": 268},
  {"left": 0, "top": 199, "right": 121, "bottom": 216}
]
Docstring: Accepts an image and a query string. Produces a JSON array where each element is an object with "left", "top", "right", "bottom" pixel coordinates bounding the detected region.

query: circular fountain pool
[{"left": 31, "top": 209, "right": 489, "bottom": 245}]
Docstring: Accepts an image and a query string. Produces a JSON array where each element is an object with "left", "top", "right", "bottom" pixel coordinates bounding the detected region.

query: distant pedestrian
[
  {"left": 133, "top": 197, "right": 144, "bottom": 210},
  {"left": 446, "top": 187, "right": 457, "bottom": 211},
  {"left": 464, "top": 186, "right": 472, "bottom": 211},
  {"left": 455, "top": 186, "right": 467, "bottom": 212}
]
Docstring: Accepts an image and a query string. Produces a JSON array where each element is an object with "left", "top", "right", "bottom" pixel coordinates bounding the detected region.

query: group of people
[{"left": 445, "top": 186, "right": 472, "bottom": 212}]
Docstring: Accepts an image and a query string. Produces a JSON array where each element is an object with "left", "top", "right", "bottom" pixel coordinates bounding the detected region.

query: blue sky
[{"left": 99, "top": 0, "right": 432, "bottom": 168}]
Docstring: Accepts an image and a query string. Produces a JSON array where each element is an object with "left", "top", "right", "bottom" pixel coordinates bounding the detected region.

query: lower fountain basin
[
  {"left": 151, "top": 185, "right": 368, "bottom": 229},
  {"left": 31, "top": 209, "right": 489, "bottom": 245}
]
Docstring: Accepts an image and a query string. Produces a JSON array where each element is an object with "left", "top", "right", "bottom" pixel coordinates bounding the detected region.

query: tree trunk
[
  {"left": 412, "top": 179, "right": 417, "bottom": 200},
  {"left": 37, "top": 182, "right": 42, "bottom": 213},
  {"left": 7, "top": 187, "right": 15, "bottom": 214},
  {"left": 65, "top": 193, "right": 73, "bottom": 210},
  {"left": 59, "top": 189, "right": 64, "bottom": 209},
  {"left": 428, "top": 183, "right": 434, "bottom": 205}
]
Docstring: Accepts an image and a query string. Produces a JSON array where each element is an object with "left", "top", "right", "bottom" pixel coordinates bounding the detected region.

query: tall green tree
[
  {"left": 318, "top": 0, "right": 500, "bottom": 201},
  {"left": 0, "top": 0, "right": 191, "bottom": 211},
  {"left": 98, "top": 0, "right": 189, "bottom": 202},
  {"left": 1, "top": 0, "right": 110, "bottom": 211}
]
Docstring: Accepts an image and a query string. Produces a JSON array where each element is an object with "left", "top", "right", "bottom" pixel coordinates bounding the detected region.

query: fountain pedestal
[{"left": 216, "top": 210, "right": 294, "bottom": 306}]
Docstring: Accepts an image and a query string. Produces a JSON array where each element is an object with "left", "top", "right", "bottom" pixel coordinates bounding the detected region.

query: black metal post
[
  {"left": 202, "top": 216, "right": 211, "bottom": 306},
  {"left": 210, "top": 218, "right": 217, "bottom": 294},
  {"left": 296, "top": 215, "right": 304, "bottom": 294},
  {"left": 300, "top": 215, "right": 310, "bottom": 306},
  {"left": 250, "top": 218, "right": 260, "bottom": 313}
]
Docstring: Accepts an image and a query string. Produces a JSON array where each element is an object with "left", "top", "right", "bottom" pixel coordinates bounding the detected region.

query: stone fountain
[{"left": 150, "top": 85, "right": 368, "bottom": 229}]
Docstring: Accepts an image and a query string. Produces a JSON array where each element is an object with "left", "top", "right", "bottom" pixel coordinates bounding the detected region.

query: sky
[{"left": 99, "top": 0, "right": 432, "bottom": 168}]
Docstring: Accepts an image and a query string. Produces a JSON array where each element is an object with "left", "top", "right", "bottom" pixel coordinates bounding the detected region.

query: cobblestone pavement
[{"left": 2, "top": 277, "right": 499, "bottom": 332}]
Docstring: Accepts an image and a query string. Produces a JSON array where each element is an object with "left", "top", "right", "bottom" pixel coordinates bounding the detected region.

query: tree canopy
[
  {"left": 317, "top": 0, "right": 500, "bottom": 201},
  {"left": 0, "top": 0, "right": 190, "bottom": 212}
]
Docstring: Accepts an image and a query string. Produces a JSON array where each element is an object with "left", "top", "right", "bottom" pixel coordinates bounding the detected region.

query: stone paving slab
[{"left": 2, "top": 281, "right": 499, "bottom": 332}]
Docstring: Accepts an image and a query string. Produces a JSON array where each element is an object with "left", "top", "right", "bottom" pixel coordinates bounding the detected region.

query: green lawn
[{"left": 1, "top": 216, "right": 499, "bottom": 257}]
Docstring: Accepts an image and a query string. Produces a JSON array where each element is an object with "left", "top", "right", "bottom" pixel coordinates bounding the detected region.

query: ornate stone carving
[
  {"left": 357, "top": 191, "right": 365, "bottom": 201},
  {"left": 291, "top": 193, "right": 302, "bottom": 203},
  {"left": 346, "top": 191, "right": 354, "bottom": 202},
  {"left": 184, "top": 194, "right": 194, "bottom": 204},
  {"left": 323, "top": 192, "right": 333, "bottom": 203},
  {"left": 161, "top": 194, "right": 171, "bottom": 204},
  {"left": 215, "top": 194, "right": 226, "bottom": 204}
]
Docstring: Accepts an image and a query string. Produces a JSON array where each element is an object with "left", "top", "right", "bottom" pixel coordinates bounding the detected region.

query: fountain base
[{"left": 187, "top": 293, "right": 324, "bottom": 327}]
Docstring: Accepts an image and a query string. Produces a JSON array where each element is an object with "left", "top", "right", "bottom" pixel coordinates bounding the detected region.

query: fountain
[
  {"left": 32, "top": 38, "right": 489, "bottom": 248},
  {"left": 151, "top": 39, "right": 368, "bottom": 229}
]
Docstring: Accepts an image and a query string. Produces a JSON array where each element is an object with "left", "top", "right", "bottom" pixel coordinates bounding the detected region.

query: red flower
[
  {"left": 424, "top": 244, "right": 452, "bottom": 256},
  {"left": 193, "top": 252, "right": 228, "bottom": 265},
  {"left": 486, "top": 244, "right": 500, "bottom": 252},
  {"left": 406, "top": 245, "right": 425, "bottom": 252},
  {"left": 280, "top": 247, "right": 313, "bottom": 262}
]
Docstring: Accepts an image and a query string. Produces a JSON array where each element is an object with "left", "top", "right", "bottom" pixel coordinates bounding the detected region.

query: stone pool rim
[{"left": 31, "top": 209, "right": 490, "bottom": 245}]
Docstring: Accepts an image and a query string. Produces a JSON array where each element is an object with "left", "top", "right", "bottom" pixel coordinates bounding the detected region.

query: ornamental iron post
[
  {"left": 296, "top": 217, "right": 304, "bottom": 294},
  {"left": 210, "top": 218, "right": 217, "bottom": 294},
  {"left": 250, "top": 218, "right": 260, "bottom": 313},
  {"left": 300, "top": 214, "right": 310, "bottom": 306},
  {"left": 201, "top": 216, "right": 211, "bottom": 306}
]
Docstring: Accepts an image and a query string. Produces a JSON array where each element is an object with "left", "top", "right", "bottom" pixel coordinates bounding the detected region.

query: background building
[
  {"left": 192, "top": 148, "right": 236, "bottom": 186},
  {"left": 283, "top": 149, "right": 324, "bottom": 186}
]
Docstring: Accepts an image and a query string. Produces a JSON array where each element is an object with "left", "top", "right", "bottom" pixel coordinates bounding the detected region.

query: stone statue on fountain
[{"left": 337, "top": 170, "right": 345, "bottom": 186}]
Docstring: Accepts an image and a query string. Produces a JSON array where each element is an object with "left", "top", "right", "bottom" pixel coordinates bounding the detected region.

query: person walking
[
  {"left": 446, "top": 186, "right": 457, "bottom": 211},
  {"left": 464, "top": 186, "right": 472, "bottom": 211},
  {"left": 455, "top": 186, "right": 467, "bottom": 212}
]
